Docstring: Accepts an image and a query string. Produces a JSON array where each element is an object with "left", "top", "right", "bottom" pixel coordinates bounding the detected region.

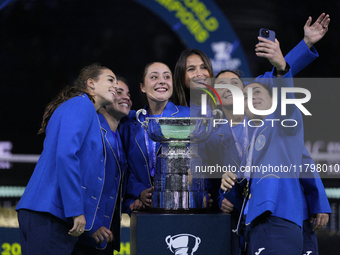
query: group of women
[{"left": 16, "top": 13, "right": 331, "bottom": 255}]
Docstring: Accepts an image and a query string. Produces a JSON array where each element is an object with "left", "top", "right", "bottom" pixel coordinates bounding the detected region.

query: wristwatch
[{"left": 276, "top": 63, "right": 290, "bottom": 76}]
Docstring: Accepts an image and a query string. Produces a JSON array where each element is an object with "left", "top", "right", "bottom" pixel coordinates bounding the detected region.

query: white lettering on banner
[
  {"left": 0, "top": 141, "right": 13, "bottom": 169},
  {"left": 305, "top": 140, "right": 340, "bottom": 171},
  {"left": 210, "top": 41, "right": 241, "bottom": 74}
]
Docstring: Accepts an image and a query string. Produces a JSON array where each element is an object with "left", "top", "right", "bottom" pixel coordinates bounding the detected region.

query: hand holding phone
[
  {"left": 256, "top": 28, "right": 286, "bottom": 74},
  {"left": 259, "top": 28, "right": 275, "bottom": 42}
]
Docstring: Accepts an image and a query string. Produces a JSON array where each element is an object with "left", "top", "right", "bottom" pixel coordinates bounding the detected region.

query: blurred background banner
[
  {"left": 0, "top": 0, "right": 339, "bottom": 254},
  {"left": 1, "top": 0, "right": 339, "bottom": 156},
  {"left": 132, "top": 0, "right": 252, "bottom": 76},
  {"left": 0, "top": 0, "right": 16, "bottom": 11}
]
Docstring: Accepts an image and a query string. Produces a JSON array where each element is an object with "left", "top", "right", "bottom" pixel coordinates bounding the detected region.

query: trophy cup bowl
[
  {"left": 136, "top": 109, "right": 214, "bottom": 212},
  {"left": 136, "top": 109, "right": 213, "bottom": 143}
]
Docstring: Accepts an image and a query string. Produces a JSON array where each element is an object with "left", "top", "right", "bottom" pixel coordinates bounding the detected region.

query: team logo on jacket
[
  {"left": 165, "top": 233, "right": 201, "bottom": 255},
  {"left": 255, "top": 134, "right": 266, "bottom": 151}
]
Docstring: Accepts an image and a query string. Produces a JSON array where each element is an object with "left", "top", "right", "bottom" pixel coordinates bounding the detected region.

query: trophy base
[{"left": 147, "top": 207, "right": 211, "bottom": 214}]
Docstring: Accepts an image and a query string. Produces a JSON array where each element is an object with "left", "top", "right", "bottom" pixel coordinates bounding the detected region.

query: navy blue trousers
[
  {"left": 244, "top": 215, "right": 303, "bottom": 255},
  {"left": 72, "top": 242, "right": 114, "bottom": 255},
  {"left": 18, "top": 209, "right": 78, "bottom": 255},
  {"left": 302, "top": 219, "right": 318, "bottom": 255}
]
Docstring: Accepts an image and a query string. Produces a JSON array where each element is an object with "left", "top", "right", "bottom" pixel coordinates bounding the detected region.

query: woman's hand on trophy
[
  {"left": 220, "top": 198, "right": 234, "bottom": 213},
  {"left": 203, "top": 193, "right": 213, "bottom": 208},
  {"left": 221, "top": 172, "right": 237, "bottom": 192},
  {"left": 140, "top": 186, "right": 154, "bottom": 207},
  {"left": 208, "top": 193, "right": 213, "bottom": 208},
  {"left": 130, "top": 199, "right": 145, "bottom": 211}
]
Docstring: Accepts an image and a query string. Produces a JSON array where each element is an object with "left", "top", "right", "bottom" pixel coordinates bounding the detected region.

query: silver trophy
[{"left": 136, "top": 109, "right": 214, "bottom": 212}]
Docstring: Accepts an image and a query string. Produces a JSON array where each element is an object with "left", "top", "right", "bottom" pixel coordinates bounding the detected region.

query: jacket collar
[
  {"left": 98, "top": 113, "right": 122, "bottom": 173},
  {"left": 140, "top": 101, "right": 180, "bottom": 121}
]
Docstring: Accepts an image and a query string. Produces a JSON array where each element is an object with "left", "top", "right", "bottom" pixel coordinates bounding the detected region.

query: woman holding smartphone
[
  {"left": 220, "top": 77, "right": 331, "bottom": 254},
  {"left": 171, "top": 13, "right": 330, "bottom": 109},
  {"left": 206, "top": 12, "right": 330, "bottom": 255},
  {"left": 202, "top": 12, "right": 330, "bottom": 213}
]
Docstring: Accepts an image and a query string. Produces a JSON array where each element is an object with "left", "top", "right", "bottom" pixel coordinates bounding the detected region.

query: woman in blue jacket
[
  {"left": 210, "top": 13, "right": 331, "bottom": 254},
  {"left": 172, "top": 12, "right": 329, "bottom": 208},
  {"left": 72, "top": 76, "right": 132, "bottom": 254},
  {"left": 172, "top": 48, "right": 214, "bottom": 111},
  {"left": 171, "top": 12, "right": 330, "bottom": 111},
  {"left": 120, "top": 62, "right": 190, "bottom": 211},
  {"left": 221, "top": 76, "right": 331, "bottom": 254},
  {"left": 16, "top": 63, "right": 117, "bottom": 255}
]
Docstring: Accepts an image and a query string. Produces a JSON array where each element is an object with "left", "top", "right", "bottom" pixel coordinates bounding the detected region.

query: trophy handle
[
  {"left": 196, "top": 237, "right": 201, "bottom": 245},
  {"left": 165, "top": 235, "right": 171, "bottom": 245},
  {"left": 136, "top": 109, "right": 147, "bottom": 128},
  {"left": 192, "top": 236, "right": 201, "bottom": 252},
  {"left": 165, "top": 235, "right": 173, "bottom": 252},
  {"left": 212, "top": 109, "right": 223, "bottom": 119}
]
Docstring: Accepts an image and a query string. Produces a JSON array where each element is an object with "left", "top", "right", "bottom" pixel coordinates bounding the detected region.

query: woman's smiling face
[
  {"left": 215, "top": 71, "right": 244, "bottom": 107},
  {"left": 185, "top": 54, "right": 210, "bottom": 90},
  {"left": 243, "top": 82, "right": 272, "bottom": 120},
  {"left": 140, "top": 62, "right": 173, "bottom": 104}
]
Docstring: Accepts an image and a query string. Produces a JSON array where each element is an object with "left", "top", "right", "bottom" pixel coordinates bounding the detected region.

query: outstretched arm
[
  {"left": 304, "top": 13, "right": 330, "bottom": 49},
  {"left": 255, "top": 13, "right": 330, "bottom": 79}
]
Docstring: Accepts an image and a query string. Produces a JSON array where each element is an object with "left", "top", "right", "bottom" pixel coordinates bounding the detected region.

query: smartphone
[{"left": 259, "top": 28, "right": 275, "bottom": 42}]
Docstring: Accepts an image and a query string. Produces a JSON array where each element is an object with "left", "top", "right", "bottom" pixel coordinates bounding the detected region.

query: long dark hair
[
  {"left": 138, "top": 62, "right": 159, "bottom": 106},
  {"left": 247, "top": 82, "right": 272, "bottom": 98},
  {"left": 116, "top": 75, "right": 129, "bottom": 88},
  {"left": 172, "top": 49, "right": 214, "bottom": 106},
  {"left": 38, "top": 63, "right": 109, "bottom": 134},
  {"left": 215, "top": 69, "right": 245, "bottom": 87}
]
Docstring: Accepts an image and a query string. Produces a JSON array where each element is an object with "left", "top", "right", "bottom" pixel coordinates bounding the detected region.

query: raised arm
[
  {"left": 256, "top": 13, "right": 330, "bottom": 78},
  {"left": 303, "top": 13, "right": 330, "bottom": 49}
]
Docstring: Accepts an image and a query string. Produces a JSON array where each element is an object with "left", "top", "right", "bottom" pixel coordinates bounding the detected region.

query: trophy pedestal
[
  {"left": 135, "top": 113, "right": 214, "bottom": 211},
  {"left": 148, "top": 207, "right": 210, "bottom": 214},
  {"left": 153, "top": 142, "right": 208, "bottom": 211},
  {"left": 130, "top": 211, "right": 231, "bottom": 255}
]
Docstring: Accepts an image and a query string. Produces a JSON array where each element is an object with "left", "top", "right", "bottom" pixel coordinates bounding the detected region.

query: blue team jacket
[
  {"left": 208, "top": 39, "right": 320, "bottom": 210},
  {"left": 214, "top": 64, "right": 330, "bottom": 229},
  {"left": 259, "top": 39, "right": 319, "bottom": 79},
  {"left": 16, "top": 94, "right": 106, "bottom": 231},
  {"left": 120, "top": 101, "right": 190, "bottom": 212},
  {"left": 77, "top": 113, "right": 128, "bottom": 251},
  {"left": 242, "top": 70, "right": 329, "bottom": 228},
  {"left": 300, "top": 147, "right": 332, "bottom": 218}
]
